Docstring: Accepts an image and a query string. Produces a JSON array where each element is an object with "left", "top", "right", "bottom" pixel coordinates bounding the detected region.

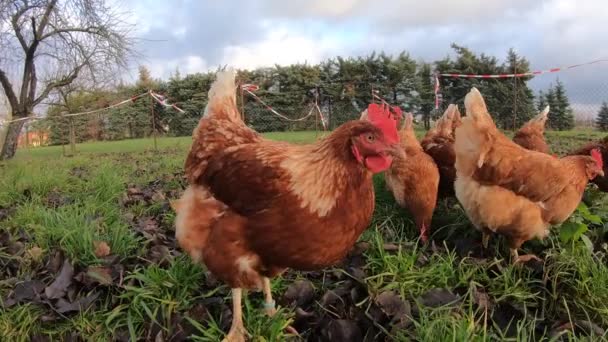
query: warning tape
[
  {"left": 242, "top": 86, "right": 327, "bottom": 129},
  {"left": 438, "top": 59, "right": 608, "bottom": 78},
  {"left": 434, "top": 58, "right": 608, "bottom": 109},
  {"left": 0, "top": 90, "right": 185, "bottom": 127},
  {"left": 0, "top": 92, "right": 148, "bottom": 127},
  {"left": 149, "top": 90, "right": 185, "bottom": 113}
]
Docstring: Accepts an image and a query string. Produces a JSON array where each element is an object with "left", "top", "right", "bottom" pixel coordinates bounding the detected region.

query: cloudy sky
[{"left": 126, "top": 0, "right": 607, "bottom": 118}]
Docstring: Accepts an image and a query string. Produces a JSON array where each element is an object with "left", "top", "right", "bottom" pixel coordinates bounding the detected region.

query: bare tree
[{"left": 0, "top": 0, "right": 136, "bottom": 160}]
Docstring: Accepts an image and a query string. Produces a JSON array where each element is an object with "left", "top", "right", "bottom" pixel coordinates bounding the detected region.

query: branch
[
  {"left": 35, "top": 0, "right": 57, "bottom": 40},
  {"left": 10, "top": 3, "right": 34, "bottom": 50},
  {"left": 0, "top": 68, "right": 19, "bottom": 112},
  {"left": 39, "top": 26, "right": 106, "bottom": 41},
  {"left": 32, "top": 62, "right": 85, "bottom": 107}
]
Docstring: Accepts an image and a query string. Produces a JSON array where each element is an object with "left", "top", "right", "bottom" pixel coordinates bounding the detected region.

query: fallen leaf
[
  {"left": 84, "top": 266, "right": 113, "bottom": 286},
  {"left": 94, "top": 241, "right": 111, "bottom": 258},
  {"left": 55, "top": 292, "right": 100, "bottom": 314},
  {"left": 470, "top": 283, "right": 491, "bottom": 311},
  {"left": 44, "top": 259, "right": 74, "bottom": 299},
  {"left": 46, "top": 250, "right": 64, "bottom": 274},
  {"left": 322, "top": 319, "right": 362, "bottom": 342},
  {"left": 282, "top": 280, "right": 315, "bottom": 307},
  {"left": 418, "top": 288, "right": 461, "bottom": 308},
  {"left": 375, "top": 291, "right": 411, "bottom": 319},
  {"left": 13, "top": 279, "right": 45, "bottom": 302},
  {"left": 27, "top": 246, "right": 44, "bottom": 262}
]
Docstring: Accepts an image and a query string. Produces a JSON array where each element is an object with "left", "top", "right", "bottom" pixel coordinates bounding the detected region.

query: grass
[{"left": 1, "top": 129, "right": 608, "bottom": 341}]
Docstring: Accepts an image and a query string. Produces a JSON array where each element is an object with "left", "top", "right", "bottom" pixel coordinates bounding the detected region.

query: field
[{"left": 1, "top": 129, "right": 608, "bottom": 341}]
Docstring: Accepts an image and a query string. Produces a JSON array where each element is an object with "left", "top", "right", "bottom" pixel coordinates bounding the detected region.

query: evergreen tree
[
  {"left": 596, "top": 102, "right": 608, "bottom": 131},
  {"left": 501, "top": 48, "right": 535, "bottom": 130},
  {"left": 548, "top": 79, "right": 575, "bottom": 130},
  {"left": 537, "top": 90, "right": 546, "bottom": 111},
  {"left": 416, "top": 63, "right": 435, "bottom": 129}
]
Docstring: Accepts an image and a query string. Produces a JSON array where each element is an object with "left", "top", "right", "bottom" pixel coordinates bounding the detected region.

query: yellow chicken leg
[
  {"left": 511, "top": 248, "right": 542, "bottom": 264},
  {"left": 262, "top": 277, "right": 299, "bottom": 337},
  {"left": 262, "top": 277, "right": 277, "bottom": 316},
  {"left": 223, "top": 288, "right": 248, "bottom": 342},
  {"left": 482, "top": 231, "right": 491, "bottom": 249}
]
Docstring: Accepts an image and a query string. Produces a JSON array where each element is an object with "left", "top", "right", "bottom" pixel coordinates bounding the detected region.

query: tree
[
  {"left": 537, "top": 90, "right": 546, "bottom": 111},
  {"left": 596, "top": 102, "right": 608, "bottom": 131},
  {"left": 0, "top": 0, "right": 135, "bottom": 160},
  {"left": 501, "top": 48, "right": 535, "bottom": 130},
  {"left": 546, "top": 80, "right": 574, "bottom": 130},
  {"left": 416, "top": 63, "right": 435, "bottom": 129}
]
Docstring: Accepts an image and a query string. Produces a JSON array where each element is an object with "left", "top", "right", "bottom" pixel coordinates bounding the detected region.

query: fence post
[
  {"left": 150, "top": 92, "right": 158, "bottom": 151},
  {"left": 25, "top": 123, "right": 29, "bottom": 148},
  {"left": 240, "top": 81, "right": 245, "bottom": 122},
  {"left": 69, "top": 116, "right": 76, "bottom": 155}
]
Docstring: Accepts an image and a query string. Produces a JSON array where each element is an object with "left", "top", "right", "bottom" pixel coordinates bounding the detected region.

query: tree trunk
[{"left": 0, "top": 119, "right": 26, "bottom": 160}]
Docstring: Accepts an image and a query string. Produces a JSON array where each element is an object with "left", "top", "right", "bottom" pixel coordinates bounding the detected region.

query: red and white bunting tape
[
  {"left": 243, "top": 88, "right": 326, "bottom": 129},
  {"left": 149, "top": 91, "right": 185, "bottom": 113},
  {"left": 241, "top": 84, "right": 259, "bottom": 92},
  {"left": 439, "top": 59, "right": 608, "bottom": 78},
  {"left": 0, "top": 92, "right": 149, "bottom": 126},
  {"left": 434, "top": 58, "right": 608, "bottom": 109}
]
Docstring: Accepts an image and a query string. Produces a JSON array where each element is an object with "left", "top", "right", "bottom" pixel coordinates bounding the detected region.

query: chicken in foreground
[
  {"left": 568, "top": 136, "right": 608, "bottom": 192},
  {"left": 172, "top": 70, "right": 401, "bottom": 341},
  {"left": 513, "top": 106, "right": 550, "bottom": 153},
  {"left": 421, "top": 104, "right": 461, "bottom": 197},
  {"left": 384, "top": 112, "right": 439, "bottom": 242},
  {"left": 454, "top": 88, "right": 604, "bottom": 263}
]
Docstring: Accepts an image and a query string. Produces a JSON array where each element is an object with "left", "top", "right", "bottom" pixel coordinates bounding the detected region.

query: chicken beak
[
  {"left": 386, "top": 144, "right": 405, "bottom": 159},
  {"left": 598, "top": 170, "right": 605, "bottom": 177}
]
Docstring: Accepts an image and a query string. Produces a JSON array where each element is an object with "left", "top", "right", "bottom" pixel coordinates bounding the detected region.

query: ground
[{"left": 1, "top": 129, "right": 608, "bottom": 341}]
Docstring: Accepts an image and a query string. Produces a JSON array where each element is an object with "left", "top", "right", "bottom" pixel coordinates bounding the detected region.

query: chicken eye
[{"left": 366, "top": 134, "right": 375, "bottom": 142}]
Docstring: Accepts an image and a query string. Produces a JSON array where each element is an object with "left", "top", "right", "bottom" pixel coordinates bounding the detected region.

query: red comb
[
  {"left": 390, "top": 106, "right": 403, "bottom": 120},
  {"left": 367, "top": 103, "right": 399, "bottom": 144},
  {"left": 591, "top": 148, "right": 603, "bottom": 169}
]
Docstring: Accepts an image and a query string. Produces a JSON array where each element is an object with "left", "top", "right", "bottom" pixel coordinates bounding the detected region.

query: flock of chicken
[{"left": 171, "top": 70, "right": 606, "bottom": 341}]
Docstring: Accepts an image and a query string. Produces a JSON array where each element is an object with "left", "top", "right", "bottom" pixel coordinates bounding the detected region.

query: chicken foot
[
  {"left": 262, "top": 277, "right": 299, "bottom": 337},
  {"left": 510, "top": 248, "right": 542, "bottom": 264},
  {"left": 223, "top": 288, "right": 248, "bottom": 342}
]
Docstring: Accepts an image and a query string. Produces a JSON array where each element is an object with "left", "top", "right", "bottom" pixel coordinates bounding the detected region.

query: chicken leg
[
  {"left": 223, "top": 288, "right": 247, "bottom": 342},
  {"left": 262, "top": 277, "right": 277, "bottom": 316},
  {"left": 510, "top": 248, "right": 542, "bottom": 264},
  {"left": 419, "top": 223, "right": 429, "bottom": 243},
  {"left": 482, "top": 231, "right": 491, "bottom": 249},
  {"left": 262, "top": 277, "right": 299, "bottom": 336}
]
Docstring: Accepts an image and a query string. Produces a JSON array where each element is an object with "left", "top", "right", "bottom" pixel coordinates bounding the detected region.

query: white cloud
[
  {"left": 148, "top": 55, "right": 209, "bottom": 79},
  {"left": 220, "top": 28, "right": 338, "bottom": 69}
]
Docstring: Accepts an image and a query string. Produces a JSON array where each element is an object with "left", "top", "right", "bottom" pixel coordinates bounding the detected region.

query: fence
[{"left": 6, "top": 60, "right": 608, "bottom": 154}]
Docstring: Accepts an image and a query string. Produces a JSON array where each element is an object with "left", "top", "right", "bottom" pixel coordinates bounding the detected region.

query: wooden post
[
  {"left": 150, "top": 93, "right": 158, "bottom": 151},
  {"left": 25, "top": 123, "right": 29, "bottom": 148},
  {"left": 69, "top": 117, "right": 76, "bottom": 155},
  {"left": 240, "top": 82, "right": 245, "bottom": 122}
]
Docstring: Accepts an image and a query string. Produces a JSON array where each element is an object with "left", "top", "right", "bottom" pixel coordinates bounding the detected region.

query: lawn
[{"left": 1, "top": 129, "right": 608, "bottom": 341}]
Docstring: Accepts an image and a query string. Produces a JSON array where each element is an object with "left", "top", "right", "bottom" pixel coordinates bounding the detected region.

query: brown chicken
[
  {"left": 513, "top": 106, "right": 550, "bottom": 153},
  {"left": 384, "top": 112, "right": 439, "bottom": 242},
  {"left": 454, "top": 88, "right": 604, "bottom": 263},
  {"left": 172, "top": 70, "right": 401, "bottom": 341},
  {"left": 568, "top": 136, "right": 608, "bottom": 191},
  {"left": 421, "top": 104, "right": 461, "bottom": 197}
]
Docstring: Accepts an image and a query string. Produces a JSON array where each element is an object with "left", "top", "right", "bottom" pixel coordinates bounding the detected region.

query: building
[{"left": 18, "top": 129, "right": 49, "bottom": 147}]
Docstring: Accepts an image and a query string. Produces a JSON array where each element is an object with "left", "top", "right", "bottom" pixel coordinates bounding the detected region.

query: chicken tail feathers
[
  {"left": 455, "top": 88, "right": 497, "bottom": 174},
  {"left": 203, "top": 69, "right": 241, "bottom": 121}
]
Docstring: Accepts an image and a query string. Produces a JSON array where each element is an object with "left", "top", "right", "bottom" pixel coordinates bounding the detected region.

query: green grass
[{"left": 1, "top": 129, "right": 608, "bottom": 341}]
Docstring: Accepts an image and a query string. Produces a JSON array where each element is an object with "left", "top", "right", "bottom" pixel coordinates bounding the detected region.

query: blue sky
[{"left": 123, "top": 0, "right": 608, "bottom": 118}]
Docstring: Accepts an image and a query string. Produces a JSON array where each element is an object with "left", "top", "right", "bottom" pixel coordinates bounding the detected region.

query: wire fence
[{"left": 6, "top": 63, "right": 608, "bottom": 154}]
